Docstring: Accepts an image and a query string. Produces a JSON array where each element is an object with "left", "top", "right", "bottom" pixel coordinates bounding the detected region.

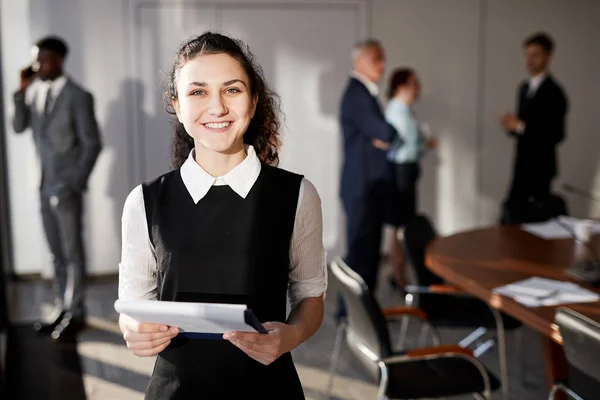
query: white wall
[
  {"left": 2, "top": 0, "right": 39, "bottom": 275},
  {"left": 2, "top": 0, "right": 599, "bottom": 275}
]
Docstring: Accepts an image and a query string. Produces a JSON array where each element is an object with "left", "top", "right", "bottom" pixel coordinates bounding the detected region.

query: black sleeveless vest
[{"left": 142, "top": 165, "right": 305, "bottom": 399}]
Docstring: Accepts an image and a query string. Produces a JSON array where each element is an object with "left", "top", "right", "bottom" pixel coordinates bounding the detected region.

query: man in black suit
[
  {"left": 500, "top": 32, "right": 568, "bottom": 222},
  {"left": 339, "top": 39, "right": 397, "bottom": 307}
]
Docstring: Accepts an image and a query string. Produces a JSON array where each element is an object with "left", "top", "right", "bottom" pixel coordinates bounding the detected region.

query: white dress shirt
[
  {"left": 118, "top": 145, "right": 327, "bottom": 309},
  {"left": 25, "top": 75, "right": 68, "bottom": 113},
  {"left": 527, "top": 72, "right": 547, "bottom": 98},
  {"left": 351, "top": 71, "right": 379, "bottom": 97}
]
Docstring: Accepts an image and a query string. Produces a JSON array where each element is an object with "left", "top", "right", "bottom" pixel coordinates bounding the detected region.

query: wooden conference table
[{"left": 425, "top": 225, "right": 600, "bottom": 389}]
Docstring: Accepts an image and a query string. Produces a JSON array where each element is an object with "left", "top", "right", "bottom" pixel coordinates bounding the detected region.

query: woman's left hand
[{"left": 223, "top": 322, "right": 302, "bottom": 365}]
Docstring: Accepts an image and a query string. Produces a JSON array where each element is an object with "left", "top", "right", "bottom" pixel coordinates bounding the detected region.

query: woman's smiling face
[{"left": 173, "top": 53, "right": 258, "bottom": 155}]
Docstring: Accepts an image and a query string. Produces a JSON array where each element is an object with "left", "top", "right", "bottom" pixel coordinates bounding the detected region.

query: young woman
[
  {"left": 117, "top": 32, "right": 326, "bottom": 399},
  {"left": 385, "top": 68, "right": 437, "bottom": 288}
]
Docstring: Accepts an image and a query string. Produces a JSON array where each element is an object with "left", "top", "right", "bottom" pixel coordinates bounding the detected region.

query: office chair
[
  {"left": 549, "top": 307, "right": 600, "bottom": 400},
  {"left": 399, "top": 214, "right": 522, "bottom": 399},
  {"left": 327, "top": 256, "right": 499, "bottom": 400}
]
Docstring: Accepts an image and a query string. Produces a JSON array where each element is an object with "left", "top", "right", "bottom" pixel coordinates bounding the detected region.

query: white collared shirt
[
  {"left": 118, "top": 145, "right": 327, "bottom": 309},
  {"left": 25, "top": 75, "right": 68, "bottom": 114},
  {"left": 527, "top": 72, "right": 547, "bottom": 97},
  {"left": 351, "top": 71, "right": 379, "bottom": 97}
]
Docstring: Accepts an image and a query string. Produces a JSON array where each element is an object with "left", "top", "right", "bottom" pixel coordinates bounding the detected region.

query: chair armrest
[
  {"left": 382, "top": 306, "right": 427, "bottom": 320},
  {"left": 405, "top": 284, "right": 472, "bottom": 297},
  {"left": 381, "top": 345, "right": 475, "bottom": 365},
  {"left": 405, "top": 285, "right": 432, "bottom": 294},
  {"left": 405, "top": 345, "right": 474, "bottom": 359},
  {"left": 429, "top": 284, "right": 464, "bottom": 294},
  {"left": 379, "top": 345, "right": 493, "bottom": 397}
]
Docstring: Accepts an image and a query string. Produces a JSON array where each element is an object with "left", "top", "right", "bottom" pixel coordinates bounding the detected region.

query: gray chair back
[
  {"left": 330, "top": 257, "right": 393, "bottom": 379},
  {"left": 555, "top": 307, "right": 600, "bottom": 399}
]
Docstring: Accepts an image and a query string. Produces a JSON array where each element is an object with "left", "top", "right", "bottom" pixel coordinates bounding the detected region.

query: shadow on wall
[{"left": 103, "top": 79, "right": 164, "bottom": 245}]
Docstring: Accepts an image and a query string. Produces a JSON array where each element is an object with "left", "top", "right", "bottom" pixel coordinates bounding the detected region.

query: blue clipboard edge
[{"left": 244, "top": 308, "right": 268, "bottom": 334}]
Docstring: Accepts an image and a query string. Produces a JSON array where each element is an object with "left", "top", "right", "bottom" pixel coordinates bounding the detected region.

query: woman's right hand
[{"left": 119, "top": 314, "right": 179, "bottom": 357}]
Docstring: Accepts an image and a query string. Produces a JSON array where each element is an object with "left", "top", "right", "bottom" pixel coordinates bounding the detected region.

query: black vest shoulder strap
[
  {"left": 141, "top": 169, "right": 180, "bottom": 249},
  {"left": 258, "top": 165, "right": 304, "bottom": 243}
]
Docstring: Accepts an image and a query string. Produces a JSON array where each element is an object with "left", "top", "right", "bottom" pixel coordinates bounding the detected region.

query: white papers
[
  {"left": 521, "top": 216, "right": 600, "bottom": 240},
  {"left": 493, "top": 277, "right": 599, "bottom": 307},
  {"left": 114, "top": 299, "right": 256, "bottom": 334}
]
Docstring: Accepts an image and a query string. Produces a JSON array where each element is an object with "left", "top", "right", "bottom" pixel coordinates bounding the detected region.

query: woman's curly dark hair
[{"left": 165, "top": 32, "right": 282, "bottom": 168}]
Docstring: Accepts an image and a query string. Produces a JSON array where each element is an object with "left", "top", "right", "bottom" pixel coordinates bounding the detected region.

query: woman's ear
[
  {"left": 172, "top": 97, "right": 182, "bottom": 123},
  {"left": 251, "top": 94, "right": 258, "bottom": 118}
]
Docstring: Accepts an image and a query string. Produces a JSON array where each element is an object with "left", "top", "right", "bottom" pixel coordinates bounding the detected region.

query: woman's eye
[
  {"left": 226, "top": 88, "right": 241, "bottom": 94},
  {"left": 191, "top": 90, "right": 205, "bottom": 96}
]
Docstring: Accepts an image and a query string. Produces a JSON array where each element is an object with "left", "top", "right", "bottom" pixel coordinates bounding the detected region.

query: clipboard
[{"left": 114, "top": 299, "right": 268, "bottom": 339}]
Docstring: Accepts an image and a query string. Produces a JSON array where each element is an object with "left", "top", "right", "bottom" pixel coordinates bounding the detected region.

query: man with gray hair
[{"left": 338, "top": 39, "right": 398, "bottom": 318}]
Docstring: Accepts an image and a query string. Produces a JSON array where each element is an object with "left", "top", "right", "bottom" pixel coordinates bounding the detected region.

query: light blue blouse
[{"left": 385, "top": 99, "right": 426, "bottom": 164}]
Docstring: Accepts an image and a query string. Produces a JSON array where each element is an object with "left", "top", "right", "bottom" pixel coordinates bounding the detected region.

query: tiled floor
[{"left": 6, "top": 266, "right": 549, "bottom": 399}]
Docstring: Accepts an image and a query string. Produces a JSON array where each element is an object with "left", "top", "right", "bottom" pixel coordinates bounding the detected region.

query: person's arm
[
  {"left": 118, "top": 185, "right": 179, "bottom": 356},
  {"left": 385, "top": 105, "right": 413, "bottom": 144},
  {"left": 524, "top": 87, "right": 567, "bottom": 145},
  {"left": 70, "top": 91, "right": 102, "bottom": 191},
  {"left": 13, "top": 90, "right": 31, "bottom": 133},
  {"left": 285, "top": 178, "right": 326, "bottom": 342},
  {"left": 550, "top": 89, "right": 568, "bottom": 145},
  {"left": 352, "top": 88, "right": 397, "bottom": 143},
  {"left": 13, "top": 69, "right": 35, "bottom": 133},
  {"left": 386, "top": 105, "right": 423, "bottom": 158},
  {"left": 502, "top": 84, "right": 526, "bottom": 138},
  {"left": 224, "top": 179, "right": 326, "bottom": 365}
]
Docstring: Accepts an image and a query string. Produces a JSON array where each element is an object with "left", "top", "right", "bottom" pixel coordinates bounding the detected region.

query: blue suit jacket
[{"left": 339, "top": 78, "right": 398, "bottom": 203}]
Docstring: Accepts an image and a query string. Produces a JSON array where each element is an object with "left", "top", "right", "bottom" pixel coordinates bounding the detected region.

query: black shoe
[
  {"left": 51, "top": 312, "right": 86, "bottom": 340},
  {"left": 33, "top": 310, "right": 66, "bottom": 333}
]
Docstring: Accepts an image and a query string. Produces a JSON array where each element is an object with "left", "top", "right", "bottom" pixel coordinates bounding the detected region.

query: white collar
[
  {"left": 38, "top": 74, "right": 68, "bottom": 94},
  {"left": 529, "top": 72, "right": 547, "bottom": 90},
  {"left": 26, "top": 75, "right": 68, "bottom": 104},
  {"left": 351, "top": 71, "right": 379, "bottom": 97},
  {"left": 180, "top": 145, "right": 262, "bottom": 203}
]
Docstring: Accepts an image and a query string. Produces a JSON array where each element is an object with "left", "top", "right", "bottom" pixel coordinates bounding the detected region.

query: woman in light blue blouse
[{"left": 385, "top": 68, "right": 436, "bottom": 288}]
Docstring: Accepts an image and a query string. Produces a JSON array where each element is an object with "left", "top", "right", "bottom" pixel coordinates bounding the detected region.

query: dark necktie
[{"left": 43, "top": 86, "right": 53, "bottom": 117}]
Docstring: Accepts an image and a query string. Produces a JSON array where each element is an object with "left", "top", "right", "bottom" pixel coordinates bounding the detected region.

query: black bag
[{"left": 500, "top": 194, "right": 568, "bottom": 225}]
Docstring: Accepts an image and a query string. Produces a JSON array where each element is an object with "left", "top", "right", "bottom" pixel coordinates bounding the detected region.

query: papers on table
[
  {"left": 521, "top": 216, "right": 600, "bottom": 240},
  {"left": 493, "top": 277, "right": 599, "bottom": 307}
]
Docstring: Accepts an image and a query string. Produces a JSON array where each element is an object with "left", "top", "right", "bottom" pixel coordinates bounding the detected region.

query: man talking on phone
[{"left": 13, "top": 36, "right": 102, "bottom": 340}]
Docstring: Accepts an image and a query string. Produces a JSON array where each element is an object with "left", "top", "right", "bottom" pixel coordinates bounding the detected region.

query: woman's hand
[
  {"left": 120, "top": 314, "right": 179, "bottom": 357},
  {"left": 223, "top": 322, "right": 302, "bottom": 365}
]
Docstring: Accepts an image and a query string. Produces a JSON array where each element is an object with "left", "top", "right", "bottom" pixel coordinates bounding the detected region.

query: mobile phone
[{"left": 23, "top": 65, "right": 36, "bottom": 79}]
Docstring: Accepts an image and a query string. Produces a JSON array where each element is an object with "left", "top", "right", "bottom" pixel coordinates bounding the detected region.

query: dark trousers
[
  {"left": 501, "top": 169, "right": 553, "bottom": 224},
  {"left": 40, "top": 190, "right": 86, "bottom": 317},
  {"left": 337, "top": 182, "right": 389, "bottom": 318},
  {"left": 508, "top": 169, "right": 552, "bottom": 203},
  {"left": 387, "top": 162, "right": 420, "bottom": 228}
]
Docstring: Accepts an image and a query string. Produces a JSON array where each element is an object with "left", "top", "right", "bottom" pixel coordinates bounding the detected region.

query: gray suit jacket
[{"left": 13, "top": 78, "right": 102, "bottom": 197}]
